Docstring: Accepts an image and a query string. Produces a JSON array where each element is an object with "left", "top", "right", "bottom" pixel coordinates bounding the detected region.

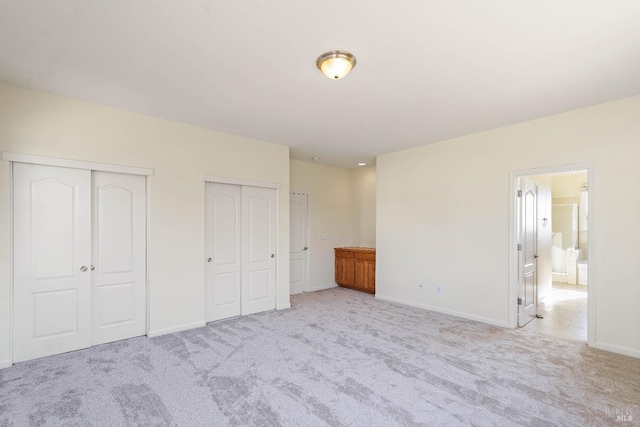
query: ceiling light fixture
[
  {"left": 312, "top": 156, "right": 320, "bottom": 161},
  {"left": 358, "top": 162, "right": 366, "bottom": 166},
  {"left": 316, "top": 50, "right": 357, "bottom": 80}
]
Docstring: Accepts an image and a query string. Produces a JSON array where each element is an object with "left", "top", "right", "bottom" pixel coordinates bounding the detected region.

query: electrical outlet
[
  {"left": 418, "top": 284, "right": 425, "bottom": 291},
  {"left": 436, "top": 285, "right": 442, "bottom": 294}
]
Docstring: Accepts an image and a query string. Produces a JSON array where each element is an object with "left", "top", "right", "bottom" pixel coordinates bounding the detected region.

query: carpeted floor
[{"left": 1, "top": 288, "right": 638, "bottom": 426}]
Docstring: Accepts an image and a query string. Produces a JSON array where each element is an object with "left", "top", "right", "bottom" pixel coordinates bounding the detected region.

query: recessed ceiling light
[
  {"left": 316, "top": 50, "right": 357, "bottom": 80},
  {"left": 358, "top": 162, "right": 366, "bottom": 166},
  {"left": 312, "top": 156, "right": 320, "bottom": 161}
]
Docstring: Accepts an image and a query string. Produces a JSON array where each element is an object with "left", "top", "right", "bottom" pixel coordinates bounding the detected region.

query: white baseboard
[
  {"left": 375, "top": 294, "right": 511, "bottom": 329},
  {"left": 592, "top": 341, "right": 640, "bottom": 359},
  {"left": 310, "top": 283, "right": 338, "bottom": 292},
  {"left": 0, "top": 359, "right": 12, "bottom": 369},
  {"left": 147, "top": 321, "right": 206, "bottom": 338},
  {"left": 277, "top": 303, "right": 291, "bottom": 310}
]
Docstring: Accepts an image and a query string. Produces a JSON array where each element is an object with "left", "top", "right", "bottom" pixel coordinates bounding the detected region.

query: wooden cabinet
[{"left": 335, "top": 247, "right": 375, "bottom": 294}]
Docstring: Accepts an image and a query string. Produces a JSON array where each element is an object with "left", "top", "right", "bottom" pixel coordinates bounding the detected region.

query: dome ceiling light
[{"left": 316, "top": 50, "right": 357, "bottom": 80}]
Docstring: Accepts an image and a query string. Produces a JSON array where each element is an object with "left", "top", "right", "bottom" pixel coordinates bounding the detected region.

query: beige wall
[
  {"left": 0, "top": 82, "right": 290, "bottom": 367},
  {"left": 552, "top": 173, "right": 588, "bottom": 199},
  {"left": 289, "top": 161, "right": 377, "bottom": 291},
  {"left": 377, "top": 95, "right": 640, "bottom": 357},
  {"left": 350, "top": 166, "right": 377, "bottom": 247},
  {"left": 290, "top": 160, "right": 353, "bottom": 290},
  {"left": 552, "top": 172, "right": 589, "bottom": 257}
]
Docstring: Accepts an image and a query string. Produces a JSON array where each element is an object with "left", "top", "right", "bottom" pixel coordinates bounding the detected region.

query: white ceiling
[{"left": 1, "top": 1, "right": 639, "bottom": 169}]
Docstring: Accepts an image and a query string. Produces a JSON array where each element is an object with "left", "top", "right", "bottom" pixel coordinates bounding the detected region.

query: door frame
[
  {"left": 2, "top": 152, "right": 153, "bottom": 367},
  {"left": 508, "top": 162, "right": 595, "bottom": 346},
  {"left": 290, "top": 190, "right": 311, "bottom": 293}
]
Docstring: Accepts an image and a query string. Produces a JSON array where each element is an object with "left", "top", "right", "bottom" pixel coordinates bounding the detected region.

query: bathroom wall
[{"left": 551, "top": 172, "right": 588, "bottom": 258}]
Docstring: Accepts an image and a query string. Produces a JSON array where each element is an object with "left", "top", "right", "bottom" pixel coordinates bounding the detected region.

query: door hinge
[
  {"left": 517, "top": 190, "right": 522, "bottom": 197},
  {"left": 517, "top": 243, "right": 522, "bottom": 251},
  {"left": 517, "top": 298, "right": 523, "bottom": 305}
]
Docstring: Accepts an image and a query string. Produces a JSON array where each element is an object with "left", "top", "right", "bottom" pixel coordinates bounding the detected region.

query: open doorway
[{"left": 510, "top": 163, "right": 593, "bottom": 344}]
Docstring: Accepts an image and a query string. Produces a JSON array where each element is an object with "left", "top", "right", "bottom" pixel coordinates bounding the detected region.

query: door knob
[
  {"left": 271, "top": 254, "right": 275, "bottom": 258},
  {"left": 80, "top": 266, "right": 88, "bottom": 272},
  {"left": 207, "top": 257, "right": 212, "bottom": 263},
  {"left": 91, "top": 265, "right": 95, "bottom": 271},
  {"left": 303, "top": 247, "right": 309, "bottom": 251}
]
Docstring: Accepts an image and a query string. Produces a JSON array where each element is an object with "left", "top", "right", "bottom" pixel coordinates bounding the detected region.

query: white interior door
[
  {"left": 205, "top": 183, "right": 242, "bottom": 321},
  {"left": 242, "top": 186, "right": 277, "bottom": 315},
  {"left": 13, "top": 163, "right": 92, "bottom": 362},
  {"left": 518, "top": 178, "right": 538, "bottom": 327},
  {"left": 92, "top": 171, "right": 146, "bottom": 345},
  {"left": 289, "top": 192, "right": 309, "bottom": 295}
]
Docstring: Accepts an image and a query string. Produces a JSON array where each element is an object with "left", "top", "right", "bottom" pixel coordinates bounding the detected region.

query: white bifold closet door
[
  {"left": 13, "top": 163, "right": 92, "bottom": 362},
  {"left": 92, "top": 171, "right": 146, "bottom": 345},
  {"left": 205, "top": 183, "right": 276, "bottom": 321},
  {"left": 241, "top": 186, "right": 277, "bottom": 315},
  {"left": 205, "top": 183, "right": 242, "bottom": 321},
  {"left": 13, "top": 163, "right": 146, "bottom": 363}
]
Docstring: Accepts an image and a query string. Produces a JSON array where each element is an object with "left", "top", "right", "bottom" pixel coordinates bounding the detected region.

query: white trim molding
[
  {"left": 1, "top": 152, "right": 154, "bottom": 176},
  {"left": 375, "top": 294, "right": 511, "bottom": 329},
  {"left": 7, "top": 161, "right": 13, "bottom": 367},
  {"left": 277, "top": 303, "right": 291, "bottom": 310},
  {"left": 593, "top": 342, "right": 640, "bottom": 359},
  {"left": 147, "top": 321, "right": 207, "bottom": 338},
  {"left": 312, "top": 283, "right": 339, "bottom": 292},
  {"left": 201, "top": 174, "right": 280, "bottom": 189}
]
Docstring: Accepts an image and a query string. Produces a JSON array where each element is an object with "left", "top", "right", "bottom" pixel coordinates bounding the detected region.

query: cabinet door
[
  {"left": 354, "top": 259, "right": 365, "bottom": 290},
  {"left": 363, "top": 259, "right": 376, "bottom": 292},
  {"left": 354, "top": 259, "right": 375, "bottom": 293},
  {"left": 13, "top": 163, "right": 92, "bottom": 362},
  {"left": 335, "top": 252, "right": 354, "bottom": 286}
]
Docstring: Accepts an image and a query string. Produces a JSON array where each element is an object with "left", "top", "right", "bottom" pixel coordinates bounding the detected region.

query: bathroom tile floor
[{"left": 521, "top": 282, "right": 588, "bottom": 341}]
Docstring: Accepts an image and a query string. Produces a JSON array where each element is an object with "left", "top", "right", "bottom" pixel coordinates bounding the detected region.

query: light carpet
[{"left": 1, "top": 288, "right": 639, "bottom": 426}]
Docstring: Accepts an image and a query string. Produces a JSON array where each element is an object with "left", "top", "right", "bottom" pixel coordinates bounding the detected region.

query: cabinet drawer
[
  {"left": 335, "top": 249, "right": 355, "bottom": 259},
  {"left": 354, "top": 252, "right": 375, "bottom": 261}
]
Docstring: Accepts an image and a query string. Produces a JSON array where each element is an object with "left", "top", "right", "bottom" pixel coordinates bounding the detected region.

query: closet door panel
[
  {"left": 242, "top": 186, "right": 276, "bottom": 315},
  {"left": 13, "top": 163, "right": 92, "bottom": 362},
  {"left": 205, "top": 183, "right": 242, "bottom": 321},
  {"left": 92, "top": 171, "right": 146, "bottom": 345}
]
